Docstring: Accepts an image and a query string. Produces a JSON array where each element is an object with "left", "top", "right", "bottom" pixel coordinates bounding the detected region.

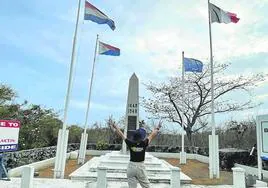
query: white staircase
[{"left": 69, "top": 151, "right": 192, "bottom": 184}]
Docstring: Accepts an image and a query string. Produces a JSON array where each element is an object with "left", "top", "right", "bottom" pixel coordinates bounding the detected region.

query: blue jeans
[{"left": 0, "top": 155, "right": 8, "bottom": 179}]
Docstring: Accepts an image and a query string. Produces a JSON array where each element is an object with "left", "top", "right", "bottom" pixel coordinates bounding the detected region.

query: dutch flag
[{"left": 84, "top": 1, "right": 116, "bottom": 30}]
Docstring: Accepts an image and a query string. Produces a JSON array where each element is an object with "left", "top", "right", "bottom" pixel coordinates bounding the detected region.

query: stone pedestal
[
  {"left": 78, "top": 132, "right": 88, "bottom": 164},
  {"left": 170, "top": 167, "right": 180, "bottom": 188},
  {"left": 232, "top": 167, "right": 245, "bottom": 188},
  {"left": 179, "top": 152, "right": 186, "bottom": 164},
  {"left": 97, "top": 166, "right": 107, "bottom": 188},
  {"left": 54, "top": 129, "right": 69, "bottom": 179},
  {"left": 209, "top": 135, "right": 219, "bottom": 179},
  {"left": 21, "top": 166, "right": 34, "bottom": 188}
]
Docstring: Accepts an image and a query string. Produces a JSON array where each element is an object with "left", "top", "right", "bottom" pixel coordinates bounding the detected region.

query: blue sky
[{"left": 1, "top": 0, "right": 268, "bottom": 131}]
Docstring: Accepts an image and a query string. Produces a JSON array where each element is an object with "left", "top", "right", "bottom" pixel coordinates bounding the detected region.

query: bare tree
[
  {"left": 141, "top": 63, "right": 266, "bottom": 146},
  {"left": 222, "top": 118, "right": 256, "bottom": 148}
]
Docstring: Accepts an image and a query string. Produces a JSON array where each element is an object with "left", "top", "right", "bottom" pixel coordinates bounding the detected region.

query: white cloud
[
  {"left": 70, "top": 99, "right": 123, "bottom": 111},
  {"left": 2, "top": 0, "right": 268, "bottom": 125},
  {"left": 122, "top": 0, "right": 268, "bottom": 76}
]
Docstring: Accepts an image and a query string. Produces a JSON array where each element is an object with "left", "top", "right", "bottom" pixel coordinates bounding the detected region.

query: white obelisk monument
[{"left": 122, "top": 73, "right": 139, "bottom": 154}]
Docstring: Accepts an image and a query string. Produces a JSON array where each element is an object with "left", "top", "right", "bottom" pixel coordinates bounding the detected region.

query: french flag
[
  {"left": 99, "top": 41, "right": 120, "bottom": 56},
  {"left": 84, "top": 1, "right": 115, "bottom": 30},
  {"left": 210, "top": 3, "right": 240, "bottom": 24}
]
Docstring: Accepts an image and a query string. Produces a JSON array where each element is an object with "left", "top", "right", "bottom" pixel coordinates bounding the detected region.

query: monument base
[
  {"left": 70, "top": 151, "right": 191, "bottom": 184},
  {"left": 180, "top": 151, "right": 187, "bottom": 164},
  {"left": 209, "top": 135, "right": 220, "bottom": 179},
  {"left": 77, "top": 132, "right": 88, "bottom": 165}
]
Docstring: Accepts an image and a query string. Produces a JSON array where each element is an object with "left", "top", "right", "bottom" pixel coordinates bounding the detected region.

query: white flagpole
[
  {"left": 54, "top": 0, "right": 82, "bottom": 179},
  {"left": 180, "top": 51, "right": 186, "bottom": 164},
  {"left": 62, "top": 0, "right": 82, "bottom": 131},
  {"left": 208, "top": 0, "right": 219, "bottom": 178},
  {"left": 84, "top": 34, "right": 99, "bottom": 133},
  {"left": 78, "top": 35, "right": 99, "bottom": 164}
]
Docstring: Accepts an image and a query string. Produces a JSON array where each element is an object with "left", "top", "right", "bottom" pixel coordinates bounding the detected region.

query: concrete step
[
  {"left": 88, "top": 166, "right": 171, "bottom": 174},
  {"left": 106, "top": 154, "right": 153, "bottom": 161},
  {"left": 99, "top": 159, "right": 163, "bottom": 167},
  {"left": 71, "top": 171, "right": 191, "bottom": 184},
  {"left": 69, "top": 151, "right": 192, "bottom": 184}
]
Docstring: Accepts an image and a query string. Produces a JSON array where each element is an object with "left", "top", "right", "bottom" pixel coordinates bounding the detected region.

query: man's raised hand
[
  {"left": 156, "top": 119, "right": 162, "bottom": 130},
  {"left": 108, "top": 116, "right": 116, "bottom": 131}
]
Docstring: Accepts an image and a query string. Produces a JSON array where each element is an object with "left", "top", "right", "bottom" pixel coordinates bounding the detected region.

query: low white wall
[
  {"left": 86, "top": 150, "right": 111, "bottom": 156},
  {"left": 8, "top": 150, "right": 209, "bottom": 177},
  {"left": 186, "top": 153, "right": 209, "bottom": 164},
  {"left": 69, "top": 151, "right": 78, "bottom": 159},
  {"left": 149, "top": 152, "right": 180, "bottom": 159},
  {"left": 85, "top": 150, "right": 209, "bottom": 164},
  {"left": 148, "top": 152, "right": 209, "bottom": 164},
  {"left": 8, "top": 152, "right": 73, "bottom": 177},
  {"left": 86, "top": 150, "right": 210, "bottom": 164},
  {"left": 85, "top": 150, "right": 181, "bottom": 159},
  {"left": 234, "top": 163, "right": 268, "bottom": 179}
]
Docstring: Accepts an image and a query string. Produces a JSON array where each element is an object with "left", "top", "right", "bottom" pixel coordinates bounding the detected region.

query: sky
[{"left": 1, "top": 0, "right": 268, "bottom": 131}]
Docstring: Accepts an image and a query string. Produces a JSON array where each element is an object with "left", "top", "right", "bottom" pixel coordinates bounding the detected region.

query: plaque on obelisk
[{"left": 122, "top": 73, "right": 139, "bottom": 154}]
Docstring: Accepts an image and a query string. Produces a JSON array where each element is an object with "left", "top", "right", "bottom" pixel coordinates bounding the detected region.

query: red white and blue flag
[
  {"left": 209, "top": 3, "right": 240, "bottom": 24},
  {"left": 84, "top": 1, "right": 115, "bottom": 30},
  {"left": 99, "top": 41, "right": 120, "bottom": 56}
]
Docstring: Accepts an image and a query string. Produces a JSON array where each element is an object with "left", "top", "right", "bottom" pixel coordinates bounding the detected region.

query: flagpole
[
  {"left": 208, "top": 0, "right": 219, "bottom": 179},
  {"left": 180, "top": 51, "right": 186, "bottom": 164},
  {"left": 182, "top": 51, "right": 185, "bottom": 154},
  {"left": 54, "top": 0, "right": 82, "bottom": 179},
  {"left": 78, "top": 34, "right": 99, "bottom": 164},
  {"left": 62, "top": 0, "right": 82, "bottom": 131},
  {"left": 208, "top": 0, "right": 215, "bottom": 139},
  {"left": 84, "top": 34, "right": 99, "bottom": 132}
]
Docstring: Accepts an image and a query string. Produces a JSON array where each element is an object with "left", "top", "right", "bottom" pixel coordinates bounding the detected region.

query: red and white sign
[{"left": 0, "top": 120, "right": 20, "bottom": 152}]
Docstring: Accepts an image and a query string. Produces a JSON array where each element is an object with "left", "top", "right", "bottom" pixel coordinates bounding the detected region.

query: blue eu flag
[{"left": 183, "top": 57, "right": 203, "bottom": 73}]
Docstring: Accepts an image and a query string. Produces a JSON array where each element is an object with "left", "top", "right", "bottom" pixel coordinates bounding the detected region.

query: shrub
[{"left": 96, "top": 140, "right": 108, "bottom": 150}]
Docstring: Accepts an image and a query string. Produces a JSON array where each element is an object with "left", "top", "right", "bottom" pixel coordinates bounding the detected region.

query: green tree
[
  {"left": 68, "top": 125, "right": 83, "bottom": 143},
  {"left": 0, "top": 84, "right": 16, "bottom": 105},
  {"left": 18, "top": 104, "right": 62, "bottom": 149},
  {"left": 0, "top": 84, "right": 19, "bottom": 119},
  {"left": 38, "top": 116, "right": 62, "bottom": 146},
  {"left": 0, "top": 84, "right": 62, "bottom": 149}
]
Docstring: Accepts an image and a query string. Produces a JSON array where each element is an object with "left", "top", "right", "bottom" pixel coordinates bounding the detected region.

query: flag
[
  {"left": 99, "top": 41, "right": 120, "bottom": 56},
  {"left": 183, "top": 58, "right": 203, "bottom": 73},
  {"left": 209, "top": 3, "right": 240, "bottom": 24},
  {"left": 84, "top": 1, "right": 115, "bottom": 30}
]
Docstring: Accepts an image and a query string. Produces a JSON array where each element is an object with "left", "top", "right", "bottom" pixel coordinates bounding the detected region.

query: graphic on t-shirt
[
  {"left": 125, "top": 138, "right": 149, "bottom": 162},
  {"left": 131, "top": 147, "right": 144, "bottom": 152}
]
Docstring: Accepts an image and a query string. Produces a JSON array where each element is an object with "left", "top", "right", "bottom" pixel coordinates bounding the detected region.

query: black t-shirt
[{"left": 125, "top": 138, "right": 149, "bottom": 162}]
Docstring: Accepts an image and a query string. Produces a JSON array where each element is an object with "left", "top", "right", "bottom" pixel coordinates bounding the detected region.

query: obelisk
[{"left": 122, "top": 73, "right": 139, "bottom": 154}]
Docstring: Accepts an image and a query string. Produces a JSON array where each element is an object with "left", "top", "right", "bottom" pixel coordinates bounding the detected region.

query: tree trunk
[{"left": 185, "top": 129, "right": 193, "bottom": 152}]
